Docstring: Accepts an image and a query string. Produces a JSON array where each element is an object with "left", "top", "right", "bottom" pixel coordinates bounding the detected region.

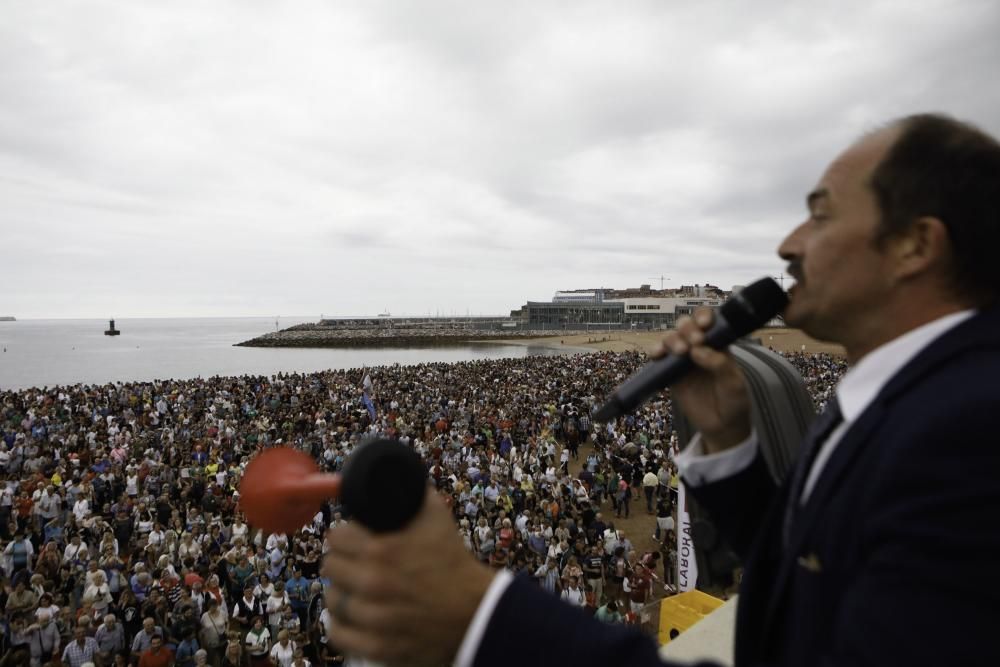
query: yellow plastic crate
[{"left": 658, "top": 589, "right": 725, "bottom": 645}]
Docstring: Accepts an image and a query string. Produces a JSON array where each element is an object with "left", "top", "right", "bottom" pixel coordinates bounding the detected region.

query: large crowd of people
[{"left": 0, "top": 347, "right": 845, "bottom": 666}]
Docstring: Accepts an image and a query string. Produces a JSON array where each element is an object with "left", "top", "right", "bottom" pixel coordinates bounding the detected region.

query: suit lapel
[
  {"left": 756, "top": 404, "right": 884, "bottom": 639},
  {"left": 787, "top": 404, "right": 884, "bottom": 554}
]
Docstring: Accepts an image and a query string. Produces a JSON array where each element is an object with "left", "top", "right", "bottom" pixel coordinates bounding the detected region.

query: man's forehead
[{"left": 812, "top": 127, "right": 900, "bottom": 205}]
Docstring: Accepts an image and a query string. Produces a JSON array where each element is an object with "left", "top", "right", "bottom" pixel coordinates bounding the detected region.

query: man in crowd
[
  {"left": 131, "top": 618, "right": 164, "bottom": 662},
  {"left": 94, "top": 613, "right": 126, "bottom": 664},
  {"left": 138, "top": 635, "right": 174, "bottom": 667},
  {"left": 27, "top": 610, "right": 60, "bottom": 667},
  {"left": 61, "top": 627, "right": 100, "bottom": 667},
  {"left": 641, "top": 469, "right": 659, "bottom": 514}
]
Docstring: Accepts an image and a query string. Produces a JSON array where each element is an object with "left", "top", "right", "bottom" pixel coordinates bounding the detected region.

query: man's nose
[{"left": 778, "top": 220, "right": 808, "bottom": 261}]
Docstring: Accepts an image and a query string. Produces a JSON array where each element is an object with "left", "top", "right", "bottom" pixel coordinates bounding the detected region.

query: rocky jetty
[{"left": 235, "top": 322, "right": 592, "bottom": 348}]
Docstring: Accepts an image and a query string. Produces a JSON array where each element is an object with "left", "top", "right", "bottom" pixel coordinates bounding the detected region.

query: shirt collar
[{"left": 836, "top": 309, "right": 976, "bottom": 422}]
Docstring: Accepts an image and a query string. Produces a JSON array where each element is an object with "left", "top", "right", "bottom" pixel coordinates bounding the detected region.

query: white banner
[{"left": 677, "top": 480, "right": 698, "bottom": 592}]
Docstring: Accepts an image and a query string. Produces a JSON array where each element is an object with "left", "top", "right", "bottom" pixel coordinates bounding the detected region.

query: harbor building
[{"left": 511, "top": 284, "right": 728, "bottom": 330}]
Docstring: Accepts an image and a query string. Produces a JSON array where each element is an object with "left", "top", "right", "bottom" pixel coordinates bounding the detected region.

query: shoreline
[
  {"left": 236, "top": 323, "right": 844, "bottom": 357},
  {"left": 483, "top": 328, "right": 846, "bottom": 356}
]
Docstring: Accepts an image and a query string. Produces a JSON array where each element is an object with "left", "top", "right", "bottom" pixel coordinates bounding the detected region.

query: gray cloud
[{"left": 1, "top": 0, "right": 998, "bottom": 317}]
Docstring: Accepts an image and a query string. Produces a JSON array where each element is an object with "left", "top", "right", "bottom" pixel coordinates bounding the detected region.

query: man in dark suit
[
  {"left": 321, "top": 114, "right": 1000, "bottom": 666},
  {"left": 667, "top": 113, "right": 1000, "bottom": 666}
]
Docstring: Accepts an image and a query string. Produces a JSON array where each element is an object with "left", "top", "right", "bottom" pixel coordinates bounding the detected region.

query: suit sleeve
[
  {"left": 685, "top": 452, "right": 779, "bottom": 561},
  {"left": 473, "top": 574, "right": 719, "bottom": 667}
]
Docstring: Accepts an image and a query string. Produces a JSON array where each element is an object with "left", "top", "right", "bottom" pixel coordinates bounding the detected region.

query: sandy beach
[{"left": 485, "top": 327, "right": 847, "bottom": 356}]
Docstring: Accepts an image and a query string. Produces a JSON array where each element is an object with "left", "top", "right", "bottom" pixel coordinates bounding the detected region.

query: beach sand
[{"left": 486, "top": 328, "right": 846, "bottom": 356}]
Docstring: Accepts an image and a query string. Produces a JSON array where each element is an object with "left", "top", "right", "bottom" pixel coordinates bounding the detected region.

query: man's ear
[{"left": 890, "top": 216, "right": 951, "bottom": 282}]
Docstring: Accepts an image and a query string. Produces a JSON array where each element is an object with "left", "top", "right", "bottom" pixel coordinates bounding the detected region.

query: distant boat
[
  {"left": 0, "top": 316, "right": 14, "bottom": 322},
  {"left": 378, "top": 310, "right": 391, "bottom": 318},
  {"left": 104, "top": 319, "right": 121, "bottom": 336}
]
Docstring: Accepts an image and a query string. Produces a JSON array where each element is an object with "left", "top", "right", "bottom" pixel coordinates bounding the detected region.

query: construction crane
[{"left": 651, "top": 275, "right": 669, "bottom": 291}]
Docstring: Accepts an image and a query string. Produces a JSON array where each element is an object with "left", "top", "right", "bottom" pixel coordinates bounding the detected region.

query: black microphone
[
  {"left": 339, "top": 438, "right": 428, "bottom": 532},
  {"left": 594, "top": 277, "right": 788, "bottom": 422}
]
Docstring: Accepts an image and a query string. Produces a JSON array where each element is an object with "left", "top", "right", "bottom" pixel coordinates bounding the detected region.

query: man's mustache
[{"left": 786, "top": 262, "right": 803, "bottom": 283}]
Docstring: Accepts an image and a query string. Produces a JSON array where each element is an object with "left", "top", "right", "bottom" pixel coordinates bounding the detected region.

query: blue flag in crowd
[{"left": 362, "top": 392, "right": 376, "bottom": 420}]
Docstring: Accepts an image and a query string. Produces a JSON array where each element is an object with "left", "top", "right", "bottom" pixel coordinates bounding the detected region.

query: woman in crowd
[
  {"left": 243, "top": 616, "right": 271, "bottom": 667},
  {"left": 200, "top": 597, "right": 229, "bottom": 666},
  {"left": 268, "top": 630, "right": 295, "bottom": 667}
]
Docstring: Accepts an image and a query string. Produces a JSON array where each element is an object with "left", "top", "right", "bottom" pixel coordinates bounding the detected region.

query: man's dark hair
[{"left": 871, "top": 113, "right": 1000, "bottom": 306}]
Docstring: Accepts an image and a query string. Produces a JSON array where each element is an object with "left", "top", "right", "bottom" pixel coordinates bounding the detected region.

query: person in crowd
[
  {"left": 267, "top": 630, "right": 295, "bottom": 667},
  {"left": 26, "top": 610, "right": 61, "bottom": 667},
  {"left": 137, "top": 634, "right": 174, "bottom": 667},
  {"left": 130, "top": 618, "right": 163, "bottom": 662},
  {"left": 200, "top": 597, "right": 229, "bottom": 665},
  {"left": 6, "top": 580, "right": 37, "bottom": 617},
  {"left": 641, "top": 469, "right": 659, "bottom": 514},
  {"left": 4, "top": 528, "right": 35, "bottom": 576},
  {"left": 559, "top": 576, "right": 585, "bottom": 607},
  {"left": 594, "top": 600, "right": 623, "bottom": 624},
  {"left": 231, "top": 586, "right": 261, "bottom": 635},
  {"left": 61, "top": 627, "right": 99, "bottom": 667},
  {"left": 174, "top": 628, "right": 200, "bottom": 667},
  {"left": 94, "top": 614, "right": 125, "bottom": 664},
  {"left": 221, "top": 638, "right": 248, "bottom": 667},
  {"left": 243, "top": 617, "right": 271, "bottom": 667}
]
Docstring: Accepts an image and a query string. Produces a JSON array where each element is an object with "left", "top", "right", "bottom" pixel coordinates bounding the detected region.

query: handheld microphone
[
  {"left": 240, "top": 441, "right": 426, "bottom": 667},
  {"left": 594, "top": 277, "right": 788, "bottom": 422},
  {"left": 238, "top": 438, "right": 427, "bottom": 534},
  {"left": 339, "top": 438, "right": 428, "bottom": 533}
]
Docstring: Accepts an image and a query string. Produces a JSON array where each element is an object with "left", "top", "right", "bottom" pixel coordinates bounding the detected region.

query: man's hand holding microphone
[{"left": 652, "top": 308, "right": 753, "bottom": 454}]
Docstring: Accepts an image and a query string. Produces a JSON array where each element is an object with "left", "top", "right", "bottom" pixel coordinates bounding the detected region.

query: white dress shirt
[{"left": 676, "top": 309, "right": 974, "bottom": 504}]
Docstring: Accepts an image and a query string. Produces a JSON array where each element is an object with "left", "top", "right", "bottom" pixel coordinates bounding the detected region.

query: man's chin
[
  {"left": 782, "top": 302, "right": 820, "bottom": 335},
  {"left": 781, "top": 297, "right": 806, "bottom": 329},
  {"left": 783, "top": 306, "right": 829, "bottom": 342}
]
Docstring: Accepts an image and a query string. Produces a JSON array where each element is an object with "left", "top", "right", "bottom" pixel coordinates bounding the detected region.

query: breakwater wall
[{"left": 234, "top": 321, "right": 600, "bottom": 348}]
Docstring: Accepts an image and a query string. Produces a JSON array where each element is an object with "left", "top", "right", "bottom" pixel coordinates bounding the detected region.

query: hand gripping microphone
[
  {"left": 238, "top": 438, "right": 427, "bottom": 534},
  {"left": 594, "top": 277, "right": 788, "bottom": 422}
]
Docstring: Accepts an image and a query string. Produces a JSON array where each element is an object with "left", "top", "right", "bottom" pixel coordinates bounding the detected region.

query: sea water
[{"left": 0, "top": 318, "right": 569, "bottom": 391}]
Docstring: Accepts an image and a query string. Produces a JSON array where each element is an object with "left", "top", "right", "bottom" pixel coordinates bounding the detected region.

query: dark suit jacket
[
  {"left": 474, "top": 306, "right": 1000, "bottom": 666},
  {"left": 474, "top": 574, "right": 668, "bottom": 666},
  {"left": 695, "top": 305, "right": 1000, "bottom": 666}
]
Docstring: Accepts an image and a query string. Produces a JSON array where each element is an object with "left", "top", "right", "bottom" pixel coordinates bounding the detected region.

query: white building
[
  {"left": 606, "top": 296, "right": 724, "bottom": 328},
  {"left": 553, "top": 291, "right": 603, "bottom": 303}
]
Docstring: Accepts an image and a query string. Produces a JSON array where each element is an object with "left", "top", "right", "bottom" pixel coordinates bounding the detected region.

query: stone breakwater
[{"left": 234, "top": 325, "right": 592, "bottom": 348}]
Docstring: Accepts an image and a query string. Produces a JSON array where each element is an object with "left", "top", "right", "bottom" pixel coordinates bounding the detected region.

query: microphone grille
[
  {"left": 720, "top": 278, "right": 788, "bottom": 335},
  {"left": 340, "top": 438, "right": 427, "bottom": 533}
]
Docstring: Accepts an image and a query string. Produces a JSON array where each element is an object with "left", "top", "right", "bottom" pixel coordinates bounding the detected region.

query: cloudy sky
[{"left": 3, "top": 0, "right": 999, "bottom": 319}]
